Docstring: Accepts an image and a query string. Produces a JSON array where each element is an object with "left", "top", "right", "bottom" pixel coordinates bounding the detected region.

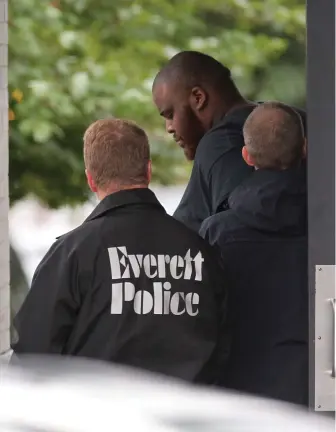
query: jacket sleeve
[
  {"left": 199, "top": 214, "right": 222, "bottom": 249},
  {"left": 196, "top": 128, "right": 253, "bottom": 216},
  {"left": 173, "top": 162, "right": 212, "bottom": 232},
  {"left": 208, "top": 146, "right": 253, "bottom": 214},
  {"left": 11, "top": 239, "right": 81, "bottom": 356},
  {"left": 199, "top": 217, "right": 211, "bottom": 243}
]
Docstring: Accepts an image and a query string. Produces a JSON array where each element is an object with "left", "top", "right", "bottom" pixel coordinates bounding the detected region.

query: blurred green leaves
[{"left": 9, "top": 0, "right": 306, "bottom": 208}]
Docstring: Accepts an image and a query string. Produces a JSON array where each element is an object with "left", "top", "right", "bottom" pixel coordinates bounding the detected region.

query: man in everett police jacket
[
  {"left": 200, "top": 102, "right": 308, "bottom": 404},
  {"left": 12, "top": 118, "right": 229, "bottom": 384}
]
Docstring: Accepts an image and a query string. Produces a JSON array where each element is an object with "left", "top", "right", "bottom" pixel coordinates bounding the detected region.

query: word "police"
[{"left": 110, "top": 281, "right": 199, "bottom": 316}]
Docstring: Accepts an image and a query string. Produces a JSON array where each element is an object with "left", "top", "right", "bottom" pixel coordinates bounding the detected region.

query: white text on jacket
[{"left": 108, "top": 246, "right": 204, "bottom": 316}]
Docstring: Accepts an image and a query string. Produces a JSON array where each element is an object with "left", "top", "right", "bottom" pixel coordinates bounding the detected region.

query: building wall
[{"left": 0, "top": 0, "right": 9, "bottom": 355}]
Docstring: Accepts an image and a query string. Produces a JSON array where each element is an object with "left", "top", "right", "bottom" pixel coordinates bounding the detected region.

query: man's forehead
[
  {"left": 153, "top": 81, "right": 168, "bottom": 97},
  {"left": 153, "top": 82, "right": 175, "bottom": 108},
  {"left": 154, "top": 80, "right": 188, "bottom": 105}
]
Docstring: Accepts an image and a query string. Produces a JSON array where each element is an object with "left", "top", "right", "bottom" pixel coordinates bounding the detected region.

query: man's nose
[{"left": 166, "top": 120, "right": 174, "bottom": 134}]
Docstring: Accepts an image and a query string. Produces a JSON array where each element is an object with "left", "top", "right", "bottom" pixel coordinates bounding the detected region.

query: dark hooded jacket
[{"left": 200, "top": 167, "right": 308, "bottom": 405}]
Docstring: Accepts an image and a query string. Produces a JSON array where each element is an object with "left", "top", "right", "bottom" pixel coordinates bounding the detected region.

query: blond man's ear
[
  {"left": 242, "top": 146, "right": 255, "bottom": 167},
  {"left": 147, "top": 160, "right": 152, "bottom": 184},
  {"left": 85, "top": 169, "right": 98, "bottom": 193}
]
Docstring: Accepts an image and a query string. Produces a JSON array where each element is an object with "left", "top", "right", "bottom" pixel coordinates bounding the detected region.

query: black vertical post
[{"left": 306, "top": 0, "right": 336, "bottom": 409}]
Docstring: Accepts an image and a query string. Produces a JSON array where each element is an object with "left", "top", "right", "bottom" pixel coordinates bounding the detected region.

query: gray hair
[{"left": 243, "top": 101, "right": 305, "bottom": 169}]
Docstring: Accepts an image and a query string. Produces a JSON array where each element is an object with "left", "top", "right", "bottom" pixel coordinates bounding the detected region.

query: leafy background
[
  {"left": 8, "top": 0, "right": 306, "bottom": 327},
  {"left": 9, "top": 0, "right": 306, "bottom": 209}
]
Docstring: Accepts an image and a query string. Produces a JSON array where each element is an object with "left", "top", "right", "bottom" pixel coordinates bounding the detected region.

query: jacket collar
[
  {"left": 85, "top": 187, "right": 165, "bottom": 222},
  {"left": 209, "top": 105, "right": 257, "bottom": 132}
]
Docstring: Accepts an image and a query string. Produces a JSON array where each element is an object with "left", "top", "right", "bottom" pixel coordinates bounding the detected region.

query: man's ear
[
  {"left": 190, "top": 86, "right": 208, "bottom": 112},
  {"left": 147, "top": 160, "right": 152, "bottom": 184},
  {"left": 242, "top": 146, "right": 255, "bottom": 167},
  {"left": 85, "top": 169, "right": 98, "bottom": 193}
]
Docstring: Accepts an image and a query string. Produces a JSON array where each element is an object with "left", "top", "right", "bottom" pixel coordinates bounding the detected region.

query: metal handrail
[{"left": 330, "top": 298, "right": 335, "bottom": 378}]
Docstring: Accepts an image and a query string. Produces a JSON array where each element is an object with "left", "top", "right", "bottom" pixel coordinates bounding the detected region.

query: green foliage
[{"left": 9, "top": 0, "right": 306, "bottom": 208}]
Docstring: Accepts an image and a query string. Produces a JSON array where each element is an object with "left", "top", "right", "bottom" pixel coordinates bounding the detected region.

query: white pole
[{"left": 0, "top": 0, "right": 9, "bottom": 356}]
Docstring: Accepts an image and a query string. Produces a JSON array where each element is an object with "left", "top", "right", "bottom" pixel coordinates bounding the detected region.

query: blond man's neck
[{"left": 97, "top": 183, "right": 148, "bottom": 201}]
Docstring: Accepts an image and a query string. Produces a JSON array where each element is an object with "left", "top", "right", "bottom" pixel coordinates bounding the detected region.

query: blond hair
[{"left": 83, "top": 118, "right": 150, "bottom": 188}]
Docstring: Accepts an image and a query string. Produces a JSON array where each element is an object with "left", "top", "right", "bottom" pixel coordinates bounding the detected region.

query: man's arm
[
  {"left": 173, "top": 163, "right": 211, "bottom": 232},
  {"left": 199, "top": 212, "right": 225, "bottom": 248},
  {"left": 11, "top": 239, "right": 80, "bottom": 356},
  {"left": 197, "top": 127, "right": 253, "bottom": 214},
  {"left": 199, "top": 216, "right": 212, "bottom": 243},
  {"left": 174, "top": 129, "right": 252, "bottom": 231},
  {"left": 208, "top": 146, "right": 253, "bottom": 214}
]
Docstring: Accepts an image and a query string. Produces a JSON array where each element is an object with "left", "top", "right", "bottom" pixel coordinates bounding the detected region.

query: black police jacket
[
  {"left": 200, "top": 167, "right": 308, "bottom": 404},
  {"left": 12, "top": 188, "right": 229, "bottom": 384}
]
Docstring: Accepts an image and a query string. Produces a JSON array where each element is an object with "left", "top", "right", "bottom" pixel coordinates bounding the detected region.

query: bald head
[
  {"left": 153, "top": 51, "right": 239, "bottom": 100},
  {"left": 152, "top": 51, "right": 246, "bottom": 159},
  {"left": 243, "top": 102, "right": 305, "bottom": 170}
]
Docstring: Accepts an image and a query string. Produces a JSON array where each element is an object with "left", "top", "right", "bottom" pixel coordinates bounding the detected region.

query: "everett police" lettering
[{"left": 107, "top": 246, "right": 204, "bottom": 316}]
